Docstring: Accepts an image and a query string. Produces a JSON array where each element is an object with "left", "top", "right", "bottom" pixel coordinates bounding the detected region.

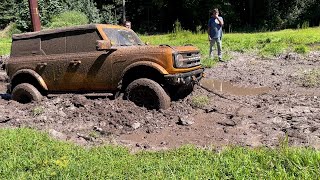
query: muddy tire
[
  {"left": 12, "top": 83, "right": 42, "bottom": 103},
  {"left": 124, "top": 78, "right": 170, "bottom": 110}
]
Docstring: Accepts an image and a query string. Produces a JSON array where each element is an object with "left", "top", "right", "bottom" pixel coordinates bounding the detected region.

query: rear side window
[
  {"left": 11, "top": 38, "right": 41, "bottom": 57},
  {"left": 66, "top": 29, "right": 101, "bottom": 53},
  {"left": 41, "top": 32, "right": 66, "bottom": 55}
]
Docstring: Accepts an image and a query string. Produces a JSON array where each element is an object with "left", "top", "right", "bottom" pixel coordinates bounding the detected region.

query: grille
[{"left": 179, "top": 52, "right": 201, "bottom": 68}]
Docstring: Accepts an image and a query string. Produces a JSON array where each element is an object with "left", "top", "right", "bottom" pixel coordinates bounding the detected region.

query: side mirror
[{"left": 96, "top": 40, "right": 112, "bottom": 51}]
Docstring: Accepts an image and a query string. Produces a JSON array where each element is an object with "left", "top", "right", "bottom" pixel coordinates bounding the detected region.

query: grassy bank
[
  {"left": 0, "top": 128, "right": 319, "bottom": 179},
  {"left": 0, "top": 38, "right": 11, "bottom": 56}
]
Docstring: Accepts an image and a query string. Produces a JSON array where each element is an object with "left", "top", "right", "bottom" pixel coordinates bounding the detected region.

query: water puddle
[{"left": 200, "top": 78, "right": 270, "bottom": 96}]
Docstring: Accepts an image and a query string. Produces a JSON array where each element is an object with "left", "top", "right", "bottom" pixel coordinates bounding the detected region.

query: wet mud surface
[{"left": 0, "top": 52, "right": 319, "bottom": 150}]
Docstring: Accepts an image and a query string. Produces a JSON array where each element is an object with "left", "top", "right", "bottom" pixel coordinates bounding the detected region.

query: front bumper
[{"left": 164, "top": 68, "right": 204, "bottom": 85}]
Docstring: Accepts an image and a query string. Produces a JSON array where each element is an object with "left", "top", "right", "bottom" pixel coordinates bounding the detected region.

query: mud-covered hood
[
  {"left": 117, "top": 44, "right": 199, "bottom": 55},
  {"left": 171, "top": 45, "right": 200, "bottom": 53}
]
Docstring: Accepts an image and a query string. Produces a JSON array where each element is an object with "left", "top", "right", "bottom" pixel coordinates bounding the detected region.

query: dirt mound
[{"left": 1, "top": 52, "right": 320, "bottom": 150}]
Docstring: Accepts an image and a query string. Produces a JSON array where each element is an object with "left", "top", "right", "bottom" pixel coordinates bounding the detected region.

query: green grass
[
  {"left": 191, "top": 95, "right": 210, "bottom": 108},
  {"left": 1, "top": 128, "right": 320, "bottom": 179},
  {"left": 0, "top": 38, "right": 11, "bottom": 56},
  {"left": 1, "top": 27, "right": 319, "bottom": 57},
  {"left": 141, "top": 27, "right": 320, "bottom": 58}
]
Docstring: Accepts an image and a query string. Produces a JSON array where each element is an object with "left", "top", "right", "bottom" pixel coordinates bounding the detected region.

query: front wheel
[
  {"left": 11, "top": 83, "right": 42, "bottom": 103},
  {"left": 124, "top": 78, "right": 171, "bottom": 110}
]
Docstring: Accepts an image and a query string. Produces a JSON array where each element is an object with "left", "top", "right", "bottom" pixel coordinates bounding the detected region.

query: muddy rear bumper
[{"left": 164, "top": 68, "right": 204, "bottom": 85}]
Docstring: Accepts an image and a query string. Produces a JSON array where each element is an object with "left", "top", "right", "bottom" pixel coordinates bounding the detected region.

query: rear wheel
[
  {"left": 12, "top": 83, "right": 42, "bottom": 103},
  {"left": 124, "top": 78, "right": 170, "bottom": 110}
]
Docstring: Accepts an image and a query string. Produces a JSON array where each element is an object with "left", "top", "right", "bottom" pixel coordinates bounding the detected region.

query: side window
[
  {"left": 11, "top": 38, "right": 41, "bottom": 57},
  {"left": 41, "top": 33, "right": 66, "bottom": 55},
  {"left": 66, "top": 30, "right": 101, "bottom": 53}
]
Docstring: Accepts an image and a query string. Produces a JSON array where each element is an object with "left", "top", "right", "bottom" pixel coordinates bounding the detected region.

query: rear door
[{"left": 40, "top": 29, "right": 114, "bottom": 92}]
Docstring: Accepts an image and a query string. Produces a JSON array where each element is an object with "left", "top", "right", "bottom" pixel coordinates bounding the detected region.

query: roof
[{"left": 12, "top": 24, "right": 117, "bottom": 40}]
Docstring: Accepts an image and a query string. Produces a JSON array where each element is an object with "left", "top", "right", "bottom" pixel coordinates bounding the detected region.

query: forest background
[{"left": 0, "top": 0, "right": 319, "bottom": 34}]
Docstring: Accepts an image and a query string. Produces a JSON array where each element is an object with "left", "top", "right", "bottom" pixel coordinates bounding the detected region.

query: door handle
[{"left": 70, "top": 60, "right": 81, "bottom": 65}]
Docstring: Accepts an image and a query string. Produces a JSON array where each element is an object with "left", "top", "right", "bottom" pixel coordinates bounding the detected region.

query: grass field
[
  {"left": 1, "top": 27, "right": 320, "bottom": 58},
  {"left": 140, "top": 27, "right": 320, "bottom": 67},
  {"left": 0, "top": 128, "right": 320, "bottom": 179}
]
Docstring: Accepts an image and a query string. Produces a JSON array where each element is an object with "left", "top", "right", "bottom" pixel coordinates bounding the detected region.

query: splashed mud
[{"left": 0, "top": 52, "right": 320, "bottom": 150}]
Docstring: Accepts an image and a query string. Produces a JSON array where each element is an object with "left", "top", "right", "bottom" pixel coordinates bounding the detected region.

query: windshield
[{"left": 103, "top": 28, "right": 143, "bottom": 46}]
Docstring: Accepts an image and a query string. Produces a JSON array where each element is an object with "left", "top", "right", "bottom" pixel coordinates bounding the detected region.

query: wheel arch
[
  {"left": 121, "top": 61, "right": 169, "bottom": 90},
  {"left": 11, "top": 69, "right": 48, "bottom": 94}
]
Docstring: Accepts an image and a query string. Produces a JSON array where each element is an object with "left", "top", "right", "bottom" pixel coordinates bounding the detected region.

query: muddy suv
[{"left": 6, "top": 24, "right": 203, "bottom": 109}]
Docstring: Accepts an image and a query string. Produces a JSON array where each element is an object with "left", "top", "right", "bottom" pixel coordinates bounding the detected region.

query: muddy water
[{"left": 200, "top": 78, "right": 270, "bottom": 96}]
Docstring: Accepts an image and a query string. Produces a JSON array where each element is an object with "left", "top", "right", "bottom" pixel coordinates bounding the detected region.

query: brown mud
[{"left": 0, "top": 52, "right": 320, "bottom": 150}]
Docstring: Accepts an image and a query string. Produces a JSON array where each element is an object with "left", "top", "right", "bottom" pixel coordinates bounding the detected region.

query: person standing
[
  {"left": 124, "top": 21, "right": 131, "bottom": 29},
  {"left": 208, "top": 8, "right": 224, "bottom": 61}
]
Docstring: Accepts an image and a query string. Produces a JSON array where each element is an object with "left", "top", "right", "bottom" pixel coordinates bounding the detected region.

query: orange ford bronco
[{"left": 6, "top": 24, "right": 204, "bottom": 109}]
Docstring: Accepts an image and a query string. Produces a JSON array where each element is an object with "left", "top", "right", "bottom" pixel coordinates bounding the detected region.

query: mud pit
[{"left": 0, "top": 52, "right": 319, "bottom": 150}]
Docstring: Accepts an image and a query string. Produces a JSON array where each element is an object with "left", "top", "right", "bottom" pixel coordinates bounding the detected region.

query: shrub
[
  {"left": 49, "top": 11, "right": 89, "bottom": 28},
  {"left": 294, "top": 45, "right": 309, "bottom": 54},
  {"left": 191, "top": 95, "right": 209, "bottom": 108},
  {"left": 0, "top": 23, "right": 21, "bottom": 38}
]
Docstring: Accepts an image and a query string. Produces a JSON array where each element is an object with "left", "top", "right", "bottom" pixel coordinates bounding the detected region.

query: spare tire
[
  {"left": 124, "top": 78, "right": 170, "bottom": 110},
  {"left": 12, "top": 83, "right": 42, "bottom": 103}
]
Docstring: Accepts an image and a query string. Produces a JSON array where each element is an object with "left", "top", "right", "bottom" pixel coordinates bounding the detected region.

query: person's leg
[
  {"left": 209, "top": 39, "right": 215, "bottom": 58},
  {"left": 217, "top": 38, "right": 222, "bottom": 61}
]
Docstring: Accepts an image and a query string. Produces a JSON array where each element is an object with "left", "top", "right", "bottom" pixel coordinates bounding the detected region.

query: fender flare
[
  {"left": 122, "top": 61, "right": 169, "bottom": 79},
  {"left": 11, "top": 69, "right": 48, "bottom": 91}
]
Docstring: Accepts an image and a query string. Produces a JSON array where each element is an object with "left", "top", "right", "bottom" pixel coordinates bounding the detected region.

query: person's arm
[{"left": 214, "top": 14, "right": 224, "bottom": 26}]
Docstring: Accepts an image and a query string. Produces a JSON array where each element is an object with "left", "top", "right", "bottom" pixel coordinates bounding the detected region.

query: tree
[
  {"left": 98, "top": 0, "right": 123, "bottom": 24},
  {"left": 15, "top": 0, "right": 100, "bottom": 32},
  {"left": 0, "top": 1, "right": 17, "bottom": 29}
]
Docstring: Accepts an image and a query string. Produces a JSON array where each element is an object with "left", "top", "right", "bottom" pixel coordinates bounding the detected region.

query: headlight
[{"left": 175, "top": 54, "right": 184, "bottom": 67}]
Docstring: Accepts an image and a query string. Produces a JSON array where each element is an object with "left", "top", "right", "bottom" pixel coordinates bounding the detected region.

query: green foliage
[
  {"left": 298, "top": 68, "right": 320, "bottom": 87},
  {"left": 49, "top": 11, "right": 89, "bottom": 28},
  {"left": 294, "top": 45, "right": 309, "bottom": 54},
  {"left": 0, "top": 38, "right": 11, "bottom": 56},
  {"left": 15, "top": 0, "right": 99, "bottom": 32},
  {"left": 16, "top": 0, "right": 65, "bottom": 31},
  {"left": 260, "top": 43, "right": 286, "bottom": 57},
  {"left": 2, "top": 26, "right": 319, "bottom": 57},
  {"left": 1, "top": 0, "right": 320, "bottom": 33},
  {"left": 62, "top": 0, "right": 100, "bottom": 23},
  {"left": 1, "top": 128, "right": 320, "bottom": 179},
  {"left": 141, "top": 27, "right": 320, "bottom": 62},
  {"left": 173, "top": 20, "right": 183, "bottom": 34},
  {"left": 191, "top": 95, "right": 209, "bottom": 108},
  {"left": 100, "top": 4, "right": 122, "bottom": 24},
  {"left": 201, "top": 57, "right": 217, "bottom": 68},
  {"left": 0, "top": 0, "right": 17, "bottom": 29},
  {"left": 0, "top": 23, "right": 21, "bottom": 38}
]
